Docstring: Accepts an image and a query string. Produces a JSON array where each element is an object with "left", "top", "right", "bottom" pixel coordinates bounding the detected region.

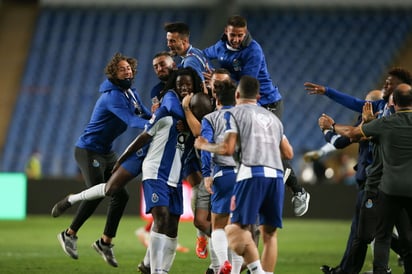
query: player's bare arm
[
  {"left": 280, "top": 135, "right": 294, "bottom": 160},
  {"left": 194, "top": 132, "right": 237, "bottom": 156},
  {"left": 112, "top": 132, "right": 152, "bottom": 173}
]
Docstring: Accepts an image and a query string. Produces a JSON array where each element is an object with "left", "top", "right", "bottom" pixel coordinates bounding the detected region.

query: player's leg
[
  {"left": 284, "top": 160, "right": 310, "bottom": 216},
  {"left": 194, "top": 179, "right": 211, "bottom": 259},
  {"left": 210, "top": 168, "right": 238, "bottom": 273},
  {"left": 225, "top": 223, "right": 264, "bottom": 274},
  {"left": 51, "top": 153, "right": 140, "bottom": 216},
  {"left": 227, "top": 178, "right": 266, "bottom": 274},
  {"left": 259, "top": 177, "right": 284, "bottom": 273},
  {"left": 56, "top": 147, "right": 109, "bottom": 259},
  {"left": 93, "top": 154, "right": 144, "bottom": 267}
]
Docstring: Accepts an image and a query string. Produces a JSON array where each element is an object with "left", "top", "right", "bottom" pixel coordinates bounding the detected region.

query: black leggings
[{"left": 70, "top": 147, "right": 129, "bottom": 238}]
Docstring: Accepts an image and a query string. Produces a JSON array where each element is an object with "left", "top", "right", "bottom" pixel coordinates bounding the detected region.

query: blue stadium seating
[{"left": 2, "top": 6, "right": 412, "bottom": 176}]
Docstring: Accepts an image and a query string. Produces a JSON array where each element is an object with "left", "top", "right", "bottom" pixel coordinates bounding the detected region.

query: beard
[{"left": 158, "top": 68, "right": 175, "bottom": 82}]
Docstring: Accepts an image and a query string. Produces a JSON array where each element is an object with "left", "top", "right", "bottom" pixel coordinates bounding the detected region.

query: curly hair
[
  {"left": 161, "top": 67, "right": 203, "bottom": 99},
  {"left": 104, "top": 52, "right": 138, "bottom": 80},
  {"left": 388, "top": 67, "right": 412, "bottom": 85}
]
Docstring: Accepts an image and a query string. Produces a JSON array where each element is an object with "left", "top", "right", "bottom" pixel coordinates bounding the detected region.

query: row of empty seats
[{"left": 2, "top": 6, "right": 412, "bottom": 176}]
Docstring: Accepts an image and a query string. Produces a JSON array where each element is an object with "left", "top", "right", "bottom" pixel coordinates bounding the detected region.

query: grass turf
[{"left": 0, "top": 216, "right": 401, "bottom": 273}]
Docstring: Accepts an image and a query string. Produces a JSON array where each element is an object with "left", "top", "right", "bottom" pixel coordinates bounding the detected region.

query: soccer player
[
  {"left": 195, "top": 75, "right": 293, "bottom": 274},
  {"left": 199, "top": 80, "right": 244, "bottom": 274},
  {"left": 203, "top": 14, "right": 309, "bottom": 217},
  {"left": 51, "top": 53, "right": 151, "bottom": 267},
  {"left": 165, "top": 21, "right": 217, "bottom": 259},
  {"left": 135, "top": 51, "right": 189, "bottom": 254},
  {"left": 51, "top": 68, "right": 202, "bottom": 272},
  {"left": 307, "top": 67, "right": 412, "bottom": 274},
  {"left": 165, "top": 21, "right": 210, "bottom": 93},
  {"left": 328, "top": 84, "right": 412, "bottom": 274}
]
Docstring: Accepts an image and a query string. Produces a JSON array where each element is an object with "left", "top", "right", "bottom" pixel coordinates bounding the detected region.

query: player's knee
[
  {"left": 151, "top": 207, "right": 170, "bottom": 233},
  {"left": 225, "top": 224, "right": 254, "bottom": 256}
]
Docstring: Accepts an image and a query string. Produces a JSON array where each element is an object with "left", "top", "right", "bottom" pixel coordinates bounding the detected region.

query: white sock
[
  {"left": 143, "top": 247, "right": 150, "bottom": 267},
  {"left": 68, "top": 183, "right": 106, "bottom": 204},
  {"left": 208, "top": 238, "right": 220, "bottom": 273},
  {"left": 150, "top": 231, "right": 166, "bottom": 274},
  {"left": 162, "top": 235, "right": 177, "bottom": 272},
  {"left": 229, "top": 249, "right": 243, "bottom": 274},
  {"left": 211, "top": 229, "right": 228, "bottom": 265},
  {"left": 247, "top": 260, "right": 265, "bottom": 274}
]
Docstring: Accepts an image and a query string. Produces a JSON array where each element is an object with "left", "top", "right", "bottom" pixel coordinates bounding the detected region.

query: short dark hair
[
  {"left": 227, "top": 15, "right": 247, "bottom": 28},
  {"left": 153, "top": 51, "right": 173, "bottom": 59},
  {"left": 212, "top": 68, "right": 231, "bottom": 77},
  {"left": 104, "top": 52, "right": 137, "bottom": 79},
  {"left": 164, "top": 22, "right": 190, "bottom": 37},
  {"left": 393, "top": 84, "right": 412, "bottom": 107},
  {"left": 238, "top": 75, "right": 259, "bottom": 99},
  {"left": 388, "top": 67, "right": 412, "bottom": 85},
  {"left": 214, "top": 80, "right": 236, "bottom": 106}
]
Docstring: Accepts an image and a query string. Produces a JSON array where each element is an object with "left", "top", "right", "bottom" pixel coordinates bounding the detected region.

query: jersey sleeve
[
  {"left": 144, "top": 91, "right": 184, "bottom": 132},
  {"left": 106, "top": 91, "right": 148, "bottom": 129},
  {"left": 182, "top": 56, "right": 205, "bottom": 81},
  {"left": 324, "top": 87, "right": 366, "bottom": 113},
  {"left": 324, "top": 131, "right": 351, "bottom": 149},
  {"left": 203, "top": 44, "right": 218, "bottom": 60}
]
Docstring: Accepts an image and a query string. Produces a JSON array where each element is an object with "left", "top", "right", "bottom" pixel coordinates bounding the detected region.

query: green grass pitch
[{"left": 0, "top": 216, "right": 401, "bottom": 273}]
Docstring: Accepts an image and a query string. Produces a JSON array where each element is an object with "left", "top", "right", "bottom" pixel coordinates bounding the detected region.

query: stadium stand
[{"left": 1, "top": 4, "right": 412, "bottom": 177}]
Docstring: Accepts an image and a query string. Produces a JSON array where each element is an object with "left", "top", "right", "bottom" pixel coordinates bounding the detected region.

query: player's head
[
  {"left": 393, "top": 83, "right": 412, "bottom": 109},
  {"left": 163, "top": 67, "right": 203, "bottom": 99},
  {"left": 164, "top": 22, "right": 190, "bottom": 56},
  {"left": 189, "top": 92, "right": 213, "bottom": 121},
  {"left": 225, "top": 15, "right": 248, "bottom": 49},
  {"left": 209, "top": 68, "right": 232, "bottom": 98},
  {"left": 382, "top": 67, "right": 412, "bottom": 100},
  {"left": 214, "top": 80, "right": 236, "bottom": 106},
  {"left": 236, "top": 75, "right": 260, "bottom": 101},
  {"left": 152, "top": 51, "right": 176, "bottom": 82},
  {"left": 105, "top": 52, "right": 137, "bottom": 90},
  {"left": 365, "top": 89, "right": 383, "bottom": 101}
]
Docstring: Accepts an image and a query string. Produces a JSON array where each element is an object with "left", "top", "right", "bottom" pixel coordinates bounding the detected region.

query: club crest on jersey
[
  {"left": 256, "top": 113, "right": 273, "bottom": 129},
  {"left": 232, "top": 59, "right": 242, "bottom": 72},
  {"left": 151, "top": 193, "right": 159, "bottom": 203},
  {"left": 176, "top": 132, "right": 187, "bottom": 152},
  {"left": 92, "top": 159, "right": 100, "bottom": 167},
  {"left": 136, "top": 148, "right": 144, "bottom": 157}
]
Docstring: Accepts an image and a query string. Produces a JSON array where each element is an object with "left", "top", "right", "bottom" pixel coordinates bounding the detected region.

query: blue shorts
[
  {"left": 120, "top": 145, "right": 147, "bottom": 177},
  {"left": 211, "top": 167, "right": 237, "bottom": 214},
  {"left": 142, "top": 179, "right": 183, "bottom": 216},
  {"left": 230, "top": 177, "right": 284, "bottom": 228}
]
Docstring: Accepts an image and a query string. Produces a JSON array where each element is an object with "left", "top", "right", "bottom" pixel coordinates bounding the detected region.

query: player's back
[{"left": 229, "top": 104, "right": 283, "bottom": 170}]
